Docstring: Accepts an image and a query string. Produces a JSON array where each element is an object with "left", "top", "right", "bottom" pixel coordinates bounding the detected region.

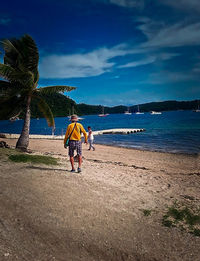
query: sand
[{"left": 0, "top": 138, "right": 200, "bottom": 261}]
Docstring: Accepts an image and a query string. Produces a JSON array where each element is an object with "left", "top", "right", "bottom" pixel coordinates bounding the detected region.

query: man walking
[{"left": 64, "top": 115, "right": 87, "bottom": 173}]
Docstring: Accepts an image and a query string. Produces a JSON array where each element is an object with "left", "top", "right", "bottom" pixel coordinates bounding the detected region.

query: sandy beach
[{"left": 0, "top": 138, "right": 200, "bottom": 261}]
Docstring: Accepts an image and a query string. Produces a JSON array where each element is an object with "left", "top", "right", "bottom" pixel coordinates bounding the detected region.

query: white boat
[
  {"left": 150, "top": 111, "right": 162, "bottom": 115},
  {"left": 135, "top": 105, "right": 144, "bottom": 114},
  {"left": 99, "top": 106, "right": 108, "bottom": 117},
  {"left": 68, "top": 116, "right": 84, "bottom": 121},
  {"left": 124, "top": 111, "right": 132, "bottom": 115},
  {"left": 124, "top": 107, "right": 132, "bottom": 115},
  {"left": 193, "top": 101, "right": 200, "bottom": 112},
  {"left": 99, "top": 114, "right": 108, "bottom": 117},
  {"left": 77, "top": 117, "right": 84, "bottom": 120}
]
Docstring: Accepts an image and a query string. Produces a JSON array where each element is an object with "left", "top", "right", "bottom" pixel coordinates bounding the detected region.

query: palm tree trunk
[{"left": 16, "top": 96, "right": 31, "bottom": 151}]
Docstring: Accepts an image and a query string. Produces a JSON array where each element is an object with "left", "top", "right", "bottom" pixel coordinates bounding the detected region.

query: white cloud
[
  {"left": 40, "top": 34, "right": 181, "bottom": 79},
  {"left": 40, "top": 44, "right": 134, "bottom": 79},
  {"left": 118, "top": 52, "right": 179, "bottom": 68},
  {"left": 109, "top": 0, "right": 144, "bottom": 8},
  {"left": 139, "top": 21, "right": 200, "bottom": 48},
  {"left": 119, "top": 56, "right": 156, "bottom": 68},
  {"left": 162, "top": 0, "right": 200, "bottom": 14}
]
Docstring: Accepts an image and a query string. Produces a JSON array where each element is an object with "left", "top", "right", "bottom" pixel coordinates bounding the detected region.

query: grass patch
[
  {"left": 162, "top": 202, "right": 200, "bottom": 237},
  {"left": 9, "top": 154, "right": 58, "bottom": 165},
  {"left": 162, "top": 216, "right": 174, "bottom": 228},
  {"left": 0, "top": 147, "right": 19, "bottom": 157},
  {"left": 142, "top": 209, "right": 152, "bottom": 217},
  {"left": 192, "top": 229, "right": 200, "bottom": 237}
]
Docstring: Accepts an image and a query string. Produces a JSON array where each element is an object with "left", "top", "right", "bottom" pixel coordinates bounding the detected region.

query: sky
[{"left": 0, "top": 0, "right": 200, "bottom": 106}]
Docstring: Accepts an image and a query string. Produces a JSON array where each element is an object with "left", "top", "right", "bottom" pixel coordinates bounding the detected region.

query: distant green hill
[
  {"left": 31, "top": 93, "right": 78, "bottom": 118},
  {"left": 77, "top": 100, "right": 200, "bottom": 115},
  {"left": 130, "top": 100, "right": 200, "bottom": 112},
  {"left": 0, "top": 92, "right": 199, "bottom": 120}
]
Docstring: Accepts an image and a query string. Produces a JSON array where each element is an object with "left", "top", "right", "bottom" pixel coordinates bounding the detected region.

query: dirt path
[{"left": 0, "top": 139, "right": 200, "bottom": 260}]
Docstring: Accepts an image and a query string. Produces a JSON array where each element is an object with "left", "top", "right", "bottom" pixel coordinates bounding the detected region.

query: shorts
[{"left": 68, "top": 140, "right": 82, "bottom": 157}]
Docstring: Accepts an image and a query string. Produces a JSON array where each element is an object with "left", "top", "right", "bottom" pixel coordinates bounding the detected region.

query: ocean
[{"left": 0, "top": 110, "right": 200, "bottom": 154}]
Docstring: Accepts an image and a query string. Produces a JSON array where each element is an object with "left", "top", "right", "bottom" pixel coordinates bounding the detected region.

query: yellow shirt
[{"left": 64, "top": 122, "right": 87, "bottom": 144}]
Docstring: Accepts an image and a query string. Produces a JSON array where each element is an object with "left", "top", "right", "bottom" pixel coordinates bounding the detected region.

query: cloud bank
[{"left": 40, "top": 44, "right": 133, "bottom": 79}]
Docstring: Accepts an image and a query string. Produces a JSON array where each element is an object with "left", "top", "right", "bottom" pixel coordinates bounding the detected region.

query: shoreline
[
  {"left": 1, "top": 133, "right": 199, "bottom": 156},
  {"left": 93, "top": 142, "right": 199, "bottom": 156}
]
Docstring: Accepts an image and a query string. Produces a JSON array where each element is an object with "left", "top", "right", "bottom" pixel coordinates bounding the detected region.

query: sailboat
[
  {"left": 99, "top": 106, "right": 108, "bottom": 117},
  {"left": 135, "top": 105, "right": 144, "bottom": 114},
  {"left": 68, "top": 106, "right": 84, "bottom": 120},
  {"left": 150, "top": 111, "right": 162, "bottom": 115},
  {"left": 124, "top": 107, "right": 132, "bottom": 115},
  {"left": 193, "top": 101, "right": 200, "bottom": 112}
]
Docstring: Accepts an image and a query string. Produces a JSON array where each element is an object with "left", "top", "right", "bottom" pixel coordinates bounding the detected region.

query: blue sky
[{"left": 1, "top": 0, "right": 200, "bottom": 106}]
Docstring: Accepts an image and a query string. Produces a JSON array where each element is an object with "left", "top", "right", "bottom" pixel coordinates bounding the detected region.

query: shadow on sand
[{"left": 25, "top": 165, "right": 70, "bottom": 172}]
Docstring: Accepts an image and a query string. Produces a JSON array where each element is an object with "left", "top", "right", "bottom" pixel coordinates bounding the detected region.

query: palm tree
[{"left": 0, "top": 34, "right": 76, "bottom": 150}]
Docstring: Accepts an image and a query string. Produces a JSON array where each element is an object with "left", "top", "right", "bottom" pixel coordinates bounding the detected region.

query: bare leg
[
  {"left": 78, "top": 155, "right": 82, "bottom": 168},
  {"left": 70, "top": 156, "right": 75, "bottom": 170}
]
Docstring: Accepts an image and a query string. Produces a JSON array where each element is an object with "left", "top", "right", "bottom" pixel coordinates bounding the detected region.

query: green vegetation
[
  {"left": 131, "top": 100, "right": 200, "bottom": 112},
  {"left": 142, "top": 209, "right": 152, "bottom": 216},
  {"left": 0, "top": 147, "right": 58, "bottom": 165},
  {"left": 162, "top": 202, "right": 200, "bottom": 236},
  {"left": 0, "top": 34, "right": 75, "bottom": 150},
  {"left": 35, "top": 98, "right": 200, "bottom": 116},
  {"left": 0, "top": 147, "right": 21, "bottom": 160},
  {"left": 9, "top": 154, "right": 58, "bottom": 165},
  {"left": 30, "top": 93, "right": 77, "bottom": 118}
]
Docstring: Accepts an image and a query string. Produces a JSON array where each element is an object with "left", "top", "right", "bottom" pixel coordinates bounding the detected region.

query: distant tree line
[
  {"left": 78, "top": 100, "right": 200, "bottom": 115},
  {"left": 0, "top": 92, "right": 199, "bottom": 120},
  {"left": 131, "top": 100, "right": 200, "bottom": 112}
]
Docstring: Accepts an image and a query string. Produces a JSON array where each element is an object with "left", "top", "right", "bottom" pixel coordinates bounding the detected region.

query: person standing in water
[
  {"left": 87, "top": 126, "right": 95, "bottom": 151},
  {"left": 64, "top": 115, "right": 87, "bottom": 173}
]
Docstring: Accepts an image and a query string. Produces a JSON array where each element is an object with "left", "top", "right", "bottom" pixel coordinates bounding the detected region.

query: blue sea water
[{"left": 0, "top": 111, "right": 200, "bottom": 154}]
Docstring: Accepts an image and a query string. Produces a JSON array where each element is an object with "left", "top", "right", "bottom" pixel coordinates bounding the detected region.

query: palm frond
[
  {"left": 2, "top": 35, "right": 39, "bottom": 82},
  {"left": 1, "top": 39, "right": 21, "bottom": 58},
  {"left": 33, "top": 94, "right": 55, "bottom": 127},
  {"left": 38, "top": 85, "right": 76, "bottom": 94},
  {"left": 0, "top": 80, "right": 12, "bottom": 89},
  {"left": 0, "top": 64, "right": 34, "bottom": 88},
  {"left": 34, "top": 70, "right": 39, "bottom": 86},
  {"left": 20, "top": 35, "right": 39, "bottom": 73},
  {"left": 0, "top": 80, "right": 12, "bottom": 99},
  {"left": 0, "top": 96, "right": 24, "bottom": 119},
  {"left": 1, "top": 39, "right": 22, "bottom": 68},
  {"left": 0, "top": 64, "right": 15, "bottom": 80}
]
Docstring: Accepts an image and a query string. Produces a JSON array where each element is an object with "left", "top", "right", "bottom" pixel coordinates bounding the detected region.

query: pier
[
  {"left": 92, "top": 128, "right": 145, "bottom": 135},
  {"left": 0, "top": 129, "right": 145, "bottom": 140}
]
